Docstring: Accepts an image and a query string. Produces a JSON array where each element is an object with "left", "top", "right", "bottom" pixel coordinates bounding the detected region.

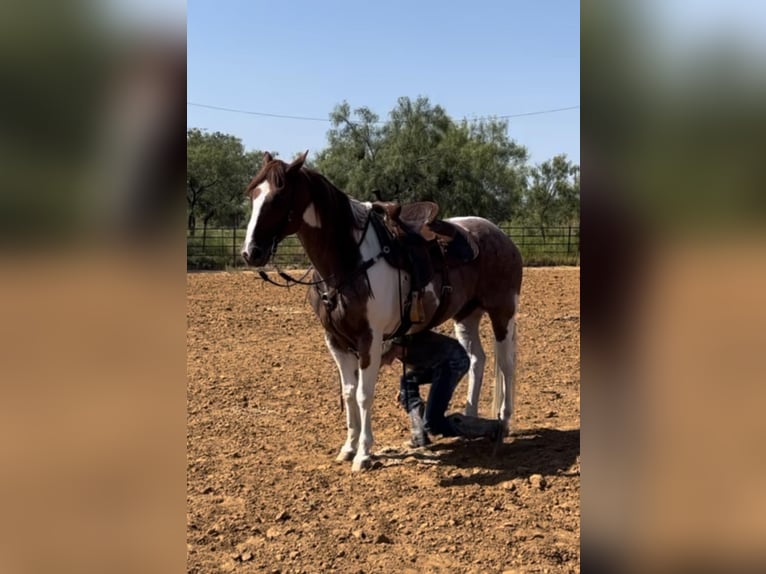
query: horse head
[{"left": 241, "top": 150, "right": 309, "bottom": 267}]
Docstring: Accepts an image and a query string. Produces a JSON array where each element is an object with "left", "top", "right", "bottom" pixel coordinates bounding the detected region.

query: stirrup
[{"left": 409, "top": 292, "right": 425, "bottom": 323}]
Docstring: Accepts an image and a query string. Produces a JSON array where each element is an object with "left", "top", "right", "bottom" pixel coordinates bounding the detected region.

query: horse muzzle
[{"left": 241, "top": 244, "right": 271, "bottom": 267}]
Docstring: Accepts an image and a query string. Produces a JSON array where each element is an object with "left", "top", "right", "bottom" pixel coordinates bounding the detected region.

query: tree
[
  {"left": 186, "top": 129, "right": 263, "bottom": 234},
  {"left": 313, "top": 102, "right": 384, "bottom": 198},
  {"left": 523, "top": 155, "right": 580, "bottom": 238},
  {"left": 314, "top": 97, "right": 528, "bottom": 221}
]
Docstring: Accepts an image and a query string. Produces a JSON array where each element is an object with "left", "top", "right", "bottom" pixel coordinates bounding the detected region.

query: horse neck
[{"left": 295, "top": 173, "right": 367, "bottom": 285}]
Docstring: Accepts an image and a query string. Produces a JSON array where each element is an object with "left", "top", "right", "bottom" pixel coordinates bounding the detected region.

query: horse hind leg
[
  {"left": 454, "top": 309, "right": 485, "bottom": 417},
  {"left": 490, "top": 293, "right": 520, "bottom": 435}
]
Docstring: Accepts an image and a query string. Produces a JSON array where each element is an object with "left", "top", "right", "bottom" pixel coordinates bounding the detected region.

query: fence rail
[{"left": 187, "top": 224, "right": 579, "bottom": 270}]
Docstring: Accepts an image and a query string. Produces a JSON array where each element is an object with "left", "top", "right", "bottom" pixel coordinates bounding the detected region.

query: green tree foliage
[
  {"left": 314, "top": 97, "right": 528, "bottom": 221},
  {"left": 185, "top": 98, "right": 580, "bottom": 231},
  {"left": 522, "top": 154, "right": 580, "bottom": 237},
  {"left": 186, "top": 128, "right": 263, "bottom": 234}
]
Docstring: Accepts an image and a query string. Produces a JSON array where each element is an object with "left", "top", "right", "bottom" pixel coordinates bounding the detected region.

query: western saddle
[{"left": 369, "top": 200, "right": 479, "bottom": 335}]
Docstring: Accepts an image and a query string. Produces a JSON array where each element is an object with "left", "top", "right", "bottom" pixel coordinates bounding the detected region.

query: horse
[{"left": 241, "top": 151, "right": 522, "bottom": 471}]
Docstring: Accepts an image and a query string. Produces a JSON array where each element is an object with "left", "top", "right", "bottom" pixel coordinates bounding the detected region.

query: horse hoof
[
  {"left": 336, "top": 449, "right": 355, "bottom": 462},
  {"left": 351, "top": 457, "right": 372, "bottom": 472}
]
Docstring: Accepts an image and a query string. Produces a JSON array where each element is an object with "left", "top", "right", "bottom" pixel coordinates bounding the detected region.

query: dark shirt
[{"left": 396, "top": 331, "right": 463, "bottom": 372}]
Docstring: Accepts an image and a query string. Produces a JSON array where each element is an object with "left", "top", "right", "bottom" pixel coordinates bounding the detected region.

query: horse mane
[
  {"left": 244, "top": 160, "right": 286, "bottom": 198},
  {"left": 301, "top": 168, "right": 367, "bottom": 276}
]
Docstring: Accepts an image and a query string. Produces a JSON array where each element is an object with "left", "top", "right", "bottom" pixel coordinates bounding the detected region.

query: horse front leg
[
  {"left": 352, "top": 330, "right": 383, "bottom": 472},
  {"left": 324, "top": 335, "right": 360, "bottom": 462}
]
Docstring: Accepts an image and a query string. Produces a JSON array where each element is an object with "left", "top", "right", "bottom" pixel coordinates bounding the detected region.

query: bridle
[
  {"left": 252, "top": 204, "right": 327, "bottom": 288},
  {"left": 254, "top": 206, "right": 381, "bottom": 299},
  {"left": 254, "top": 207, "right": 412, "bottom": 342}
]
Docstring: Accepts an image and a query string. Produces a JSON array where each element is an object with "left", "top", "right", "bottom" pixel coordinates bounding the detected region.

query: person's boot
[{"left": 407, "top": 404, "right": 430, "bottom": 447}]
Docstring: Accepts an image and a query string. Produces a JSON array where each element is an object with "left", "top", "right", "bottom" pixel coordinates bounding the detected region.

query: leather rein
[
  {"left": 254, "top": 207, "right": 381, "bottom": 298},
  {"left": 254, "top": 206, "right": 450, "bottom": 342}
]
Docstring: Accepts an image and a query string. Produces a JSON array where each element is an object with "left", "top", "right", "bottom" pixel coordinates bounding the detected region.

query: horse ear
[
  {"left": 287, "top": 150, "right": 309, "bottom": 173},
  {"left": 262, "top": 151, "right": 274, "bottom": 166}
]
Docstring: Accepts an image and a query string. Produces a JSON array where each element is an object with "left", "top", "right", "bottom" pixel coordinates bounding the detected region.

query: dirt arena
[{"left": 187, "top": 267, "right": 580, "bottom": 574}]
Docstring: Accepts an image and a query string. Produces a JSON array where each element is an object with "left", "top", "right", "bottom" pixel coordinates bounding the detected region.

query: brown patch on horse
[
  {"left": 307, "top": 270, "right": 373, "bottom": 362},
  {"left": 296, "top": 168, "right": 368, "bottom": 281},
  {"left": 292, "top": 167, "right": 376, "bottom": 358},
  {"left": 460, "top": 218, "right": 522, "bottom": 341},
  {"left": 410, "top": 218, "right": 522, "bottom": 341}
]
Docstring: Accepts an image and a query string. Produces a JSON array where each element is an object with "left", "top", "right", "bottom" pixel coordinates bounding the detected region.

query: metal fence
[{"left": 187, "top": 224, "right": 579, "bottom": 269}]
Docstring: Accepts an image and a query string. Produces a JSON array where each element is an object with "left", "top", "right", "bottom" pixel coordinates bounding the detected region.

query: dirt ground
[{"left": 187, "top": 267, "right": 580, "bottom": 574}]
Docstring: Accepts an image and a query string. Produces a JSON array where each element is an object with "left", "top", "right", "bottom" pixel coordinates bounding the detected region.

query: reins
[
  {"left": 255, "top": 207, "right": 379, "bottom": 295},
  {"left": 255, "top": 213, "right": 331, "bottom": 288},
  {"left": 254, "top": 204, "right": 413, "bottom": 350},
  {"left": 257, "top": 267, "right": 323, "bottom": 288}
]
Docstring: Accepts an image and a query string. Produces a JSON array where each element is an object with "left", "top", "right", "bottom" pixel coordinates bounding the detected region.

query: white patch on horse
[
  {"left": 302, "top": 202, "right": 321, "bottom": 228},
  {"left": 448, "top": 216, "right": 485, "bottom": 224},
  {"left": 325, "top": 334, "right": 361, "bottom": 460},
  {"left": 493, "top": 291, "right": 520, "bottom": 429},
  {"left": 448, "top": 216, "right": 497, "bottom": 233},
  {"left": 494, "top": 312, "right": 518, "bottom": 427},
  {"left": 361, "top": 228, "right": 408, "bottom": 336},
  {"left": 455, "top": 310, "right": 486, "bottom": 417},
  {"left": 243, "top": 181, "right": 272, "bottom": 253}
]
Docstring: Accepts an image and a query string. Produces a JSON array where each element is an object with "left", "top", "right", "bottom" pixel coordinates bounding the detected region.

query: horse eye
[{"left": 272, "top": 191, "right": 290, "bottom": 206}]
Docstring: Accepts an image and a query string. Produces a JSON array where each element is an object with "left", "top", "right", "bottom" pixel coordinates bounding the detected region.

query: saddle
[
  {"left": 370, "top": 200, "right": 479, "bottom": 271},
  {"left": 370, "top": 200, "right": 479, "bottom": 331},
  {"left": 372, "top": 201, "right": 440, "bottom": 241}
]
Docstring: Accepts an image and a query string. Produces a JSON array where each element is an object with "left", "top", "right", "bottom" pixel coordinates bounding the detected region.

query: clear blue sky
[{"left": 187, "top": 0, "right": 579, "bottom": 165}]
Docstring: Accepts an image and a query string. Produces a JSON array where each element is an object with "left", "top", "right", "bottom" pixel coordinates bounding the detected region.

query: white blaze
[{"left": 243, "top": 181, "right": 272, "bottom": 253}]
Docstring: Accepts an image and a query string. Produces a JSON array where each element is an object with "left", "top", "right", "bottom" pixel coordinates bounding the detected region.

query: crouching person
[{"left": 382, "top": 330, "right": 470, "bottom": 447}]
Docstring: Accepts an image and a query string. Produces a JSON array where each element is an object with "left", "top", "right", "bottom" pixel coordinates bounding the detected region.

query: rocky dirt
[{"left": 187, "top": 267, "right": 580, "bottom": 574}]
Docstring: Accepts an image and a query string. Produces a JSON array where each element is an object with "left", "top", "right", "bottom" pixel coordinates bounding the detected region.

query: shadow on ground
[
  {"left": 375, "top": 427, "right": 579, "bottom": 487},
  {"left": 439, "top": 427, "right": 580, "bottom": 486}
]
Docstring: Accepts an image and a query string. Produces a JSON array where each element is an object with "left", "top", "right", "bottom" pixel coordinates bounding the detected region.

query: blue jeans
[{"left": 397, "top": 332, "right": 470, "bottom": 436}]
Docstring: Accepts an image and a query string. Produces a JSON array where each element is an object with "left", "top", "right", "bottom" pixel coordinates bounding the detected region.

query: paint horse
[{"left": 241, "top": 151, "right": 522, "bottom": 471}]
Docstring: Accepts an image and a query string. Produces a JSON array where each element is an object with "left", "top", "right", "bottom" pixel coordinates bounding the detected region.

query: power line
[
  {"left": 187, "top": 102, "right": 330, "bottom": 122},
  {"left": 187, "top": 101, "right": 579, "bottom": 124},
  {"left": 494, "top": 105, "right": 580, "bottom": 119}
]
